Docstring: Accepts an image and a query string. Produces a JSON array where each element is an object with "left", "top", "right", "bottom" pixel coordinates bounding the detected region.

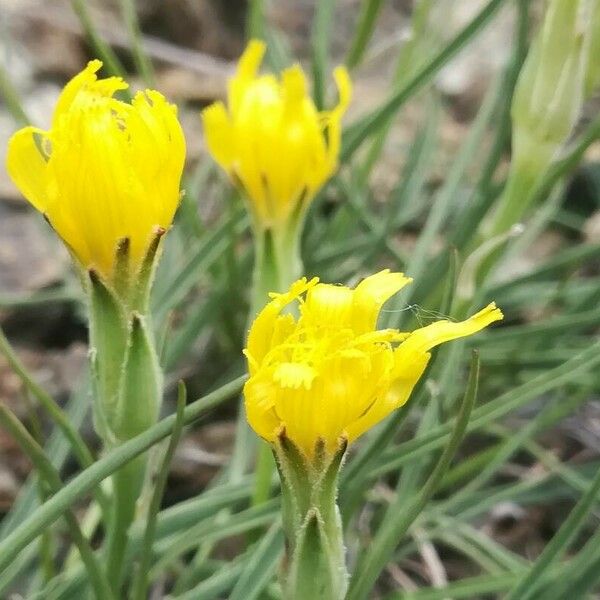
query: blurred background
[{"left": 1, "top": 0, "right": 600, "bottom": 597}]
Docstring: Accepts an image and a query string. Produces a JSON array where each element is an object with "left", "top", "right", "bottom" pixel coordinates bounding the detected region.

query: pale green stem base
[
  {"left": 104, "top": 455, "right": 146, "bottom": 592},
  {"left": 275, "top": 435, "right": 348, "bottom": 600}
]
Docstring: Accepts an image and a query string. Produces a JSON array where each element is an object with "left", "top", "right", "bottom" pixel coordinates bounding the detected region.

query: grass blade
[
  {"left": 372, "top": 340, "right": 600, "bottom": 479},
  {"left": 119, "top": 0, "right": 155, "bottom": 86},
  {"left": 131, "top": 382, "right": 187, "bottom": 600},
  {"left": 311, "top": 0, "right": 336, "bottom": 109},
  {"left": 341, "top": 0, "right": 507, "bottom": 161},
  {"left": 70, "top": 0, "right": 128, "bottom": 81},
  {"left": 346, "top": 0, "right": 385, "bottom": 70},
  {"left": 229, "top": 523, "right": 283, "bottom": 600},
  {"left": 505, "top": 456, "right": 600, "bottom": 599},
  {"left": 0, "top": 376, "right": 245, "bottom": 576},
  {"left": 347, "top": 351, "right": 480, "bottom": 600},
  {"left": 0, "top": 405, "right": 115, "bottom": 600}
]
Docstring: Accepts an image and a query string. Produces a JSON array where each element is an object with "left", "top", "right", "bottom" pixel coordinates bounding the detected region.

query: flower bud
[
  {"left": 202, "top": 40, "right": 351, "bottom": 232},
  {"left": 6, "top": 60, "right": 185, "bottom": 294}
]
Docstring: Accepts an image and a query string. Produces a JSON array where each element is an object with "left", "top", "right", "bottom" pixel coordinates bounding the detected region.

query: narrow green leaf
[
  {"left": 152, "top": 208, "right": 248, "bottom": 319},
  {"left": 150, "top": 501, "right": 279, "bottom": 576},
  {"left": 0, "top": 406, "right": 115, "bottom": 600},
  {"left": 247, "top": 0, "right": 266, "bottom": 40},
  {"left": 0, "top": 326, "right": 96, "bottom": 474},
  {"left": 0, "top": 374, "right": 91, "bottom": 594},
  {"left": 346, "top": 0, "right": 385, "bottom": 69},
  {"left": 341, "top": 0, "right": 507, "bottom": 161},
  {"left": 176, "top": 558, "right": 246, "bottom": 600},
  {"left": 0, "top": 376, "right": 246, "bottom": 576},
  {"left": 132, "top": 382, "right": 186, "bottom": 600},
  {"left": 229, "top": 523, "right": 283, "bottom": 600},
  {"left": 0, "top": 63, "right": 31, "bottom": 125},
  {"left": 311, "top": 0, "right": 337, "bottom": 109},
  {"left": 70, "top": 0, "right": 129, "bottom": 83},
  {"left": 388, "top": 570, "right": 526, "bottom": 600},
  {"left": 347, "top": 352, "right": 480, "bottom": 600},
  {"left": 118, "top": 0, "right": 155, "bottom": 86},
  {"left": 506, "top": 455, "right": 600, "bottom": 599}
]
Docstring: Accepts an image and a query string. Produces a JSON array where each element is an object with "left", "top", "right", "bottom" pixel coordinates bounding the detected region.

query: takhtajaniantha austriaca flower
[
  {"left": 244, "top": 270, "right": 503, "bottom": 456},
  {"left": 6, "top": 59, "right": 185, "bottom": 300},
  {"left": 243, "top": 270, "right": 503, "bottom": 599},
  {"left": 202, "top": 39, "right": 351, "bottom": 232}
]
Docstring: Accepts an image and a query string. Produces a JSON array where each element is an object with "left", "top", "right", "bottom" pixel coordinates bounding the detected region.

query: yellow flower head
[
  {"left": 202, "top": 40, "right": 351, "bottom": 229},
  {"left": 244, "top": 271, "right": 503, "bottom": 457},
  {"left": 6, "top": 60, "right": 186, "bottom": 283}
]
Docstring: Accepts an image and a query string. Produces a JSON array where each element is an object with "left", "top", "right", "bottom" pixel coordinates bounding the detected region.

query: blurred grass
[{"left": 0, "top": 0, "right": 599, "bottom": 598}]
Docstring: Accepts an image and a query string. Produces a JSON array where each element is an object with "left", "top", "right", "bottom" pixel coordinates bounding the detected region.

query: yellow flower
[
  {"left": 202, "top": 40, "right": 351, "bottom": 229},
  {"left": 6, "top": 60, "right": 185, "bottom": 283},
  {"left": 244, "top": 271, "right": 503, "bottom": 457}
]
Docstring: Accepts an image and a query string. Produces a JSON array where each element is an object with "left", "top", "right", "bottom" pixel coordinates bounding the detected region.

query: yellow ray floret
[
  {"left": 6, "top": 60, "right": 186, "bottom": 282},
  {"left": 202, "top": 40, "right": 352, "bottom": 229},
  {"left": 243, "top": 271, "right": 503, "bottom": 457}
]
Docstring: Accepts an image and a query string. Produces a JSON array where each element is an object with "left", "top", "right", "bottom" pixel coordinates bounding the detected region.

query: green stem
[
  {"left": 347, "top": 352, "right": 480, "bottom": 600},
  {"left": 275, "top": 435, "right": 348, "bottom": 600},
  {"left": 230, "top": 221, "right": 303, "bottom": 488},
  {"left": 250, "top": 224, "right": 303, "bottom": 319},
  {"left": 105, "top": 456, "right": 146, "bottom": 591}
]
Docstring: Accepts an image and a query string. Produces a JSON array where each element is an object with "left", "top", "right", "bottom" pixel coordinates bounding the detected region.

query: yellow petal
[
  {"left": 332, "top": 66, "right": 352, "bottom": 114},
  {"left": 52, "top": 60, "right": 128, "bottom": 128},
  {"left": 201, "top": 102, "right": 235, "bottom": 170},
  {"left": 246, "top": 277, "right": 318, "bottom": 366},
  {"left": 274, "top": 362, "right": 317, "bottom": 390},
  {"left": 345, "top": 352, "right": 429, "bottom": 442},
  {"left": 281, "top": 65, "right": 309, "bottom": 110},
  {"left": 397, "top": 303, "right": 504, "bottom": 356},
  {"left": 302, "top": 283, "right": 354, "bottom": 328},
  {"left": 52, "top": 60, "right": 102, "bottom": 127},
  {"left": 230, "top": 39, "right": 266, "bottom": 114},
  {"left": 244, "top": 375, "right": 281, "bottom": 442},
  {"left": 324, "top": 66, "right": 352, "bottom": 168},
  {"left": 351, "top": 270, "right": 412, "bottom": 333},
  {"left": 8, "top": 61, "right": 184, "bottom": 284},
  {"left": 6, "top": 126, "right": 50, "bottom": 212}
]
